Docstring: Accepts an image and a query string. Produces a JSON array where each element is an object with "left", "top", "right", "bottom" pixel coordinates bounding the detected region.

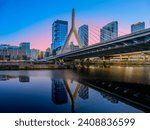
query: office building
[
  {"left": 51, "top": 20, "right": 68, "bottom": 55},
  {"left": 38, "top": 51, "right": 45, "bottom": 59},
  {"left": 78, "top": 25, "right": 89, "bottom": 47},
  {"left": 0, "top": 44, "right": 25, "bottom": 60},
  {"left": 30, "top": 49, "right": 39, "bottom": 60},
  {"left": 62, "top": 41, "right": 79, "bottom": 53},
  {"left": 44, "top": 48, "right": 52, "bottom": 58},
  {"left": 131, "top": 22, "right": 145, "bottom": 33},
  {"left": 20, "top": 42, "right": 30, "bottom": 57},
  {"left": 100, "top": 21, "right": 118, "bottom": 42}
]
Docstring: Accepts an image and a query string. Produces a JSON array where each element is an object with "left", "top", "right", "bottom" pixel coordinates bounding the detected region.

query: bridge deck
[{"left": 48, "top": 28, "right": 150, "bottom": 60}]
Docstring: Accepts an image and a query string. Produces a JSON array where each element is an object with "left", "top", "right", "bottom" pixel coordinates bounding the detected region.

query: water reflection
[
  {"left": 51, "top": 79, "right": 119, "bottom": 108},
  {"left": 0, "top": 75, "right": 16, "bottom": 81},
  {"left": 76, "top": 66, "right": 150, "bottom": 85},
  {"left": 100, "top": 92, "right": 119, "bottom": 104},
  {"left": 51, "top": 79, "right": 90, "bottom": 112},
  {"left": 50, "top": 78, "right": 147, "bottom": 112},
  {"left": 0, "top": 69, "right": 149, "bottom": 113},
  {"left": 51, "top": 79, "right": 68, "bottom": 105},
  {"left": 79, "top": 85, "right": 89, "bottom": 100},
  {"left": 19, "top": 76, "right": 30, "bottom": 83},
  {"left": 0, "top": 74, "right": 30, "bottom": 83},
  {"left": 63, "top": 80, "right": 81, "bottom": 113}
]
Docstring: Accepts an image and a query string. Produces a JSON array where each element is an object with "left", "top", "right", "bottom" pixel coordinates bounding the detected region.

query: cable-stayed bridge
[
  {"left": 48, "top": 28, "right": 150, "bottom": 61},
  {"left": 47, "top": 9, "right": 150, "bottom": 61}
]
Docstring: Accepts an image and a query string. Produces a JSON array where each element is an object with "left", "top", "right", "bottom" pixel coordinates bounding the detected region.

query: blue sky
[{"left": 0, "top": 0, "right": 150, "bottom": 50}]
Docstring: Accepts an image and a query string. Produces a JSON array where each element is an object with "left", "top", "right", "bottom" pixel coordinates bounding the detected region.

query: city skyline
[{"left": 0, "top": 0, "right": 150, "bottom": 51}]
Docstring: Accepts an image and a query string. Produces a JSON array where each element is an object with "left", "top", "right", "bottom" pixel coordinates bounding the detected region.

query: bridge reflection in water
[
  {"left": 0, "top": 69, "right": 149, "bottom": 113},
  {"left": 51, "top": 79, "right": 88, "bottom": 113},
  {"left": 50, "top": 78, "right": 150, "bottom": 113}
]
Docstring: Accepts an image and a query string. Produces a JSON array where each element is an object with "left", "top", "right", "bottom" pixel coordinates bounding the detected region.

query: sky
[{"left": 0, "top": 0, "right": 150, "bottom": 51}]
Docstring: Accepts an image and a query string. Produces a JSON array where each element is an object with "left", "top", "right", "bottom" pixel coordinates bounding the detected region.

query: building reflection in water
[
  {"left": 50, "top": 78, "right": 120, "bottom": 112},
  {"left": 100, "top": 91, "right": 119, "bottom": 104},
  {"left": 0, "top": 75, "right": 16, "bottom": 81},
  {"left": 0, "top": 75, "right": 11, "bottom": 81},
  {"left": 19, "top": 76, "right": 30, "bottom": 83},
  {"left": 78, "top": 85, "right": 89, "bottom": 100},
  {"left": 0, "top": 74, "right": 30, "bottom": 83},
  {"left": 51, "top": 79, "right": 68, "bottom": 105},
  {"left": 51, "top": 78, "right": 90, "bottom": 112},
  {"left": 63, "top": 80, "right": 81, "bottom": 113}
]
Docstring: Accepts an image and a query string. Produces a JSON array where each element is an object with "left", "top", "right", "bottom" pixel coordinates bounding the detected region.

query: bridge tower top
[
  {"left": 72, "top": 8, "right": 75, "bottom": 29},
  {"left": 61, "top": 8, "right": 83, "bottom": 54}
]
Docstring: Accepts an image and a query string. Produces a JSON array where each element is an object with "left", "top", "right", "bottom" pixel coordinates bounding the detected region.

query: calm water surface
[{"left": 0, "top": 66, "right": 150, "bottom": 113}]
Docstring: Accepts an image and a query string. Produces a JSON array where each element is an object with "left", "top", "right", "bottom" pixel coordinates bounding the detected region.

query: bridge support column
[
  {"left": 148, "top": 55, "right": 150, "bottom": 61},
  {"left": 120, "top": 55, "right": 122, "bottom": 61},
  {"left": 102, "top": 56, "right": 107, "bottom": 67},
  {"left": 102, "top": 56, "right": 105, "bottom": 61},
  {"left": 142, "top": 54, "right": 146, "bottom": 61}
]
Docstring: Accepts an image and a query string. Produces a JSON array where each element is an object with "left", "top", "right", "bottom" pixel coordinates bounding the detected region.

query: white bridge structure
[{"left": 61, "top": 8, "right": 83, "bottom": 54}]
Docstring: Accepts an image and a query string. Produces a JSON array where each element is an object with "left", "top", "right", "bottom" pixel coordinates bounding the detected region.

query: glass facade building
[
  {"left": 78, "top": 25, "right": 89, "bottom": 47},
  {"left": 131, "top": 22, "right": 145, "bottom": 33},
  {"left": 20, "top": 42, "right": 30, "bottom": 57},
  {"left": 51, "top": 20, "right": 68, "bottom": 54},
  {"left": 100, "top": 21, "right": 118, "bottom": 42}
]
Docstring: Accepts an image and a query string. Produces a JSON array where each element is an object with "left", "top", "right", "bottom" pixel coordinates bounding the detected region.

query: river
[{"left": 0, "top": 66, "right": 150, "bottom": 113}]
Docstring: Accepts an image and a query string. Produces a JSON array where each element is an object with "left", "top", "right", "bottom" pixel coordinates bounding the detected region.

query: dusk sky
[{"left": 0, "top": 0, "right": 150, "bottom": 50}]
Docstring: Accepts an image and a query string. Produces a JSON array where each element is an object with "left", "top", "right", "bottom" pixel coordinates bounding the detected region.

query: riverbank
[
  {"left": 0, "top": 61, "right": 150, "bottom": 70},
  {"left": 0, "top": 63, "right": 68, "bottom": 70}
]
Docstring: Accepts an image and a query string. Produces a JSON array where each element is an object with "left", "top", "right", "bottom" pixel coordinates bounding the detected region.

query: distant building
[
  {"left": 44, "top": 48, "right": 52, "bottom": 58},
  {"left": 62, "top": 41, "right": 79, "bottom": 53},
  {"left": 131, "top": 22, "right": 145, "bottom": 33},
  {"left": 78, "top": 25, "right": 89, "bottom": 47},
  {"left": 100, "top": 21, "right": 118, "bottom": 42},
  {"left": 71, "top": 42, "right": 79, "bottom": 50},
  {"left": 30, "top": 49, "right": 39, "bottom": 60},
  {"left": 0, "top": 44, "right": 25, "bottom": 60},
  {"left": 20, "top": 42, "right": 30, "bottom": 58},
  {"left": 38, "top": 51, "right": 45, "bottom": 59},
  {"left": 51, "top": 20, "right": 68, "bottom": 55}
]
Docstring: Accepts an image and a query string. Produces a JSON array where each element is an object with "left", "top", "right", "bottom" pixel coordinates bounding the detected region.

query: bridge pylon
[{"left": 61, "top": 8, "right": 83, "bottom": 54}]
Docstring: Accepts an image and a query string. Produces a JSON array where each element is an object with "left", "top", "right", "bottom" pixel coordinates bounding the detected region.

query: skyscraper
[
  {"left": 51, "top": 20, "right": 68, "bottom": 55},
  {"left": 20, "top": 42, "right": 30, "bottom": 57},
  {"left": 131, "top": 22, "right": 145, "bottom": 33},
  {"left": 100, "top": 21, "right": 118, "bottom": 42},
  {"left": 78, "top": 25, "right": 89, "bottom": 47}
]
